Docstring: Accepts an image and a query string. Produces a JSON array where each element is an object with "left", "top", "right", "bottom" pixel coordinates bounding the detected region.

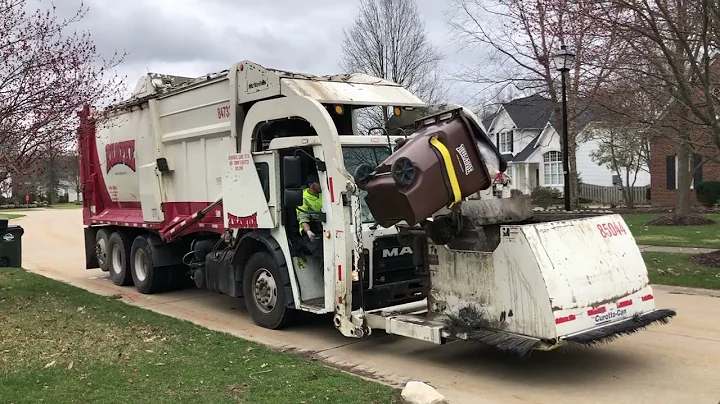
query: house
[
  {"left": 648, "top": 56, "right": 720, "bottom": 207},
  {"left": 482, "top": 94, "right": 651, "bottom": 194}
]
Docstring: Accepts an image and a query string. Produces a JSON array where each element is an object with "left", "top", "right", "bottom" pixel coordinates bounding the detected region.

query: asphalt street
[{"left": 11, "top": 209, "right": 720, "bottom": 404}]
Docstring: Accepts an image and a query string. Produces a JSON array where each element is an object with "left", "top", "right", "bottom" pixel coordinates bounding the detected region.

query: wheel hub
[
  {"left": 111, "top": 245, "right": 122, "bottom": 275},
  {"left": 134, "top": 248, "right": 148, "bottom": 282},
  {"left": 96, "top": 239, "right": 107, "bottom": 266},
  {"left": 253, "top": 269, "right": 277, "bottom": 314}
]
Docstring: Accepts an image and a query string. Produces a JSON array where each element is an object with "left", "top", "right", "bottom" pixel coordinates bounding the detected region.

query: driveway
[{"left": 12, "top": 209, "right": 720, "bottom": 404}]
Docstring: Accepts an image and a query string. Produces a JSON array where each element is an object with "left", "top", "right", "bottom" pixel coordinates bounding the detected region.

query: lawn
[
  {"left": 623, "top": 213, "right": 720, "bottom": 248},
  {"left": 0, "top": 268, "right": 401, "bottom": 404},
  {"left": 0, "top": 213, "right": 24, "bottom": 220},
  {"left": 643, "top": 252, "right": 720, "bottom": 290}
]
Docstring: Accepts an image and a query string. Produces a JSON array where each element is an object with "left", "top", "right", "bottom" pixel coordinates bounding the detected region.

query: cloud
[{"left": 44, "top": 0, "right": 485, "bottom": 105}]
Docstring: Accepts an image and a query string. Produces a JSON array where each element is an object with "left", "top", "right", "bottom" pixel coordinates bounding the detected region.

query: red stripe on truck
[
  {"left": 555, "top": 314, "right": 576, "bottom": 324},
  {"left": 641, "top": 294, "right": 654, "bottom": 301},
  {"left": 618, "top": 299, "right": 632, "bottom": 308},
  {"left": 329, "top": 177, "right": 335, "bottom": 203},
  {"left": 587, "top": 306, "right": 606, "bottom": 316},
  {"left": 337, "top": 264, "right": 342, "bottom": 281}
]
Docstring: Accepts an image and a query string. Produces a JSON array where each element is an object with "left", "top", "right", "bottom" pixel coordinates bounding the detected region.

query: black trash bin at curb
[{"left": 0, "top": 217, "right": 23, "bottom": 268}]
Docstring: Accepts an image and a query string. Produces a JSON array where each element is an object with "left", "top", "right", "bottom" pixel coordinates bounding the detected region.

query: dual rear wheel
[
  {"left": 101, "top": 230, "right": 177, "bottom": 294},
  {"left": 96, "top": 229, "right": 293, "bottom": 329}
]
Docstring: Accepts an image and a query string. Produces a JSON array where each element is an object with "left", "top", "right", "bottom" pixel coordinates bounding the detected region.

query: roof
[
  {"left": 510, "top": 104, "right": 610, "bottom": 163},
  {"left": 502, "top": 94, "right": 554, "bottom": 129},
  {"left": 482, "top": 115, "right": 495, "bottom": 131},
  {"left": 511, "top": 132, "right": 542, "bottom": 162}
]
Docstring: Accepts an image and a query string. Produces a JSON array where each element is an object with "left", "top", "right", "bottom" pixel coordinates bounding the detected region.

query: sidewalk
[{"left": 637, "top": 245, "right": 718, "bottom": 254}]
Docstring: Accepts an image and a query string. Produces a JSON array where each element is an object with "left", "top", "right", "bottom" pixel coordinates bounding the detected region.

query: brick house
[{"left": 649, "top": 56, "right": 720, "bottom": 207}]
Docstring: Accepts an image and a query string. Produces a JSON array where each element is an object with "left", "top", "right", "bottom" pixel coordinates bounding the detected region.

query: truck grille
[{"left": 372, "top": 236, "right": 421, "bottom": 286}]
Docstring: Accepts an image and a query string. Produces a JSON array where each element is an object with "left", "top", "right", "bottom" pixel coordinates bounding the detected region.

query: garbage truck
[{"left": 78, "top": 60, "right": 675, "bottom": 356}]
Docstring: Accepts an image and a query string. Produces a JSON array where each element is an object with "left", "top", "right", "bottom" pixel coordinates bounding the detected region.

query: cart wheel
[
  {"left": 391, "top": 157, "right": 416, "bottom": 188},
  {"left": 353, "top": 164, "right": 375, "bottom": 190}
]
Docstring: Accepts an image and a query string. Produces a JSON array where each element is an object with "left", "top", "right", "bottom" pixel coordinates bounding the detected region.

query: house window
[
  {"left": 498, "top": 131, "right": 513, "bottom": 153},
  {"left": 543, "top": 151, "right": 563, "bottom": 185},
  {"left": 667, "top": 154, "right": 702, "bottom": 190}
]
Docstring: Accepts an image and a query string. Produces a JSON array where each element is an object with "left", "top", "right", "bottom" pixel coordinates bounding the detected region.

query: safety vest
[{"left": 297, "top": 188, "right": 322, "bottom": 234}]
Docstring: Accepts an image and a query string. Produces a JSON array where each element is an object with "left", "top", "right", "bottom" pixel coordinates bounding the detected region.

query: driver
[{"left": 296, "top": 174, "right": 323, "bottom": 260}]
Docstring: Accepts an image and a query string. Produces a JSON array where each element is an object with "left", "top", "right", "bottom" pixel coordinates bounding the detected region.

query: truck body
[{"left": 79, "top": 60, "right": 675, "bottom": 354}]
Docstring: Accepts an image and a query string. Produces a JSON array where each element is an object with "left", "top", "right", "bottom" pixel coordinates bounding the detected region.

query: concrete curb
[
  {"left": 653, "top": 284, "right": 720, "bottom": 298},
  {"left": 638, "top": 245, "right": 719, "bottom": 254}
]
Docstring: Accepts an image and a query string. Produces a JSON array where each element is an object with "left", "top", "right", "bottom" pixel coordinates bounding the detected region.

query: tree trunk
[
  {"left": 569, "top": 150, "right": 580, "bottom": 209},
  {"left": 624, "top": 169, "right": 634, "bottom": 209},
  {"left": 676, "top": 142, "right": 691, "bottom": 215}
]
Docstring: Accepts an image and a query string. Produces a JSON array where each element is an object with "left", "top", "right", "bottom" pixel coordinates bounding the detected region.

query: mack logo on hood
[{"left": 382, "top": 246, "right": 413, "bottom": 258}]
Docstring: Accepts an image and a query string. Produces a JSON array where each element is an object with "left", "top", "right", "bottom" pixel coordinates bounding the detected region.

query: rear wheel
[
  {"left": 130, "top": 235, "right": 170, "bottom": 294},
  {"left": 242, "top": 252, "right": 293, "bottom": 329},
  {"left": 95, "top": 228, "right": 111, "bottom": 272},
  {"left": 108, "top": 231, "right": 133, "bottom": 286}
]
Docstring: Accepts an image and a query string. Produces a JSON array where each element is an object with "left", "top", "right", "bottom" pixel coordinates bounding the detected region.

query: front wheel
[{"left": 242, "top": 252, "right": 293, "bottom": 329}]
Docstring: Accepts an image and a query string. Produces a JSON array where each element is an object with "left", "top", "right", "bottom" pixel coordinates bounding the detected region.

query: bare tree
[
  {"left": 446, "top": 0, "right": 629, "bottom": 208},
  {"left": 585, "top": 123, "right": 649, "bottom": 208},
  {"left": 0, "top": 0, "right": 126, "bottom": 186},
  {"left": 63, "top": 151, "right": 81, "bottom": 203},
  {"left": 341, "top": 0, "right": 448, "bottom": 131},
  {"left": 592, "top": 0, "right": 719, "bottom": 216}
]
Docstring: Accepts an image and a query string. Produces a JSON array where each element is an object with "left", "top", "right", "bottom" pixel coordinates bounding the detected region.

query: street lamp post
[{"left": 552, "top": 45, "right": 575, "bottom": 212}]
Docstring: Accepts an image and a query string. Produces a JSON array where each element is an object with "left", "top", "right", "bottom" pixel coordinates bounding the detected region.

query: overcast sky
[{"left": 48, "top": 0, "right": 487, "bottom": 106}]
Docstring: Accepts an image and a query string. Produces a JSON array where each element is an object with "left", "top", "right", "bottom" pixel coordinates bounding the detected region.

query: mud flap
[{"left": 84, "top": 226, "right": 99, "bottom": 269}]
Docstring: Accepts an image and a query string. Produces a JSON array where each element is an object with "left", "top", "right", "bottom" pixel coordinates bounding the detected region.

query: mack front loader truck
[{"left": 79, "top": 60, "right": 675, "bottom": 356}]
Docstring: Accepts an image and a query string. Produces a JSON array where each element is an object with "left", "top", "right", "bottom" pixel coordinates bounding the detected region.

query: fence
[{"left": 579, "top": 183, "right": 650, "bottom": 205}]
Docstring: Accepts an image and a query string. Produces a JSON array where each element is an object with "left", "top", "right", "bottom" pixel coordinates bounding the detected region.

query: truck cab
[{"left": 252, "top": 133, "right": 429, "bottom": 315}]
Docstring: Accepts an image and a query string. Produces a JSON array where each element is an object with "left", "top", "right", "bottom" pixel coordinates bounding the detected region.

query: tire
[
  {"left": 95, "top": 228, "right": 111, "bottom": 272},
  {"left": 242, "top": 252, "right": 293, "bottom": 329},
  {"left": 130, "top": 235, "right": 170, "bottom": 294},
  {"left": 108, "top": 231, "right": 133, "bottom": 286}
]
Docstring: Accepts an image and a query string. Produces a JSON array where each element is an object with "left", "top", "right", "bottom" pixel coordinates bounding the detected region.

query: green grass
[
  {"left": 643, "top": 252, "right": 720, "bottom": 290},
  {"left": 622, "top": 213, "right": 720, "bottom": 248},
  {"left": 0, "top": 213, "right": 24, "bottom": 220},
  {"left": 0, "top": 268, "right": 400, "bottom": 404}
]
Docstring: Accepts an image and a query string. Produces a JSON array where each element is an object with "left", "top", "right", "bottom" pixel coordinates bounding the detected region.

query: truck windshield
[{"left": 342, "top": 145, "right": 392, "bottom": 223}]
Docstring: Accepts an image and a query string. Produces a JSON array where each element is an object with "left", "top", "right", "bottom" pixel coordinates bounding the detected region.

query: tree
[
  {"left": 592, "top": 0, "right": 720, "bottom": 216},
  {"left": 340, "top": 0, "right": 448, "bottom": 132},
  {"left": 446, "top": 0, "right": 629, "bottom": 208},
  {"left": 63, "top": 151, "right": 81, "bottom": 203},
  {"left": 586, "top": 123, "right": 650, "bottom": 208},
  {"left": 0, "top": 0, "right": 125, "bottom": 186}
]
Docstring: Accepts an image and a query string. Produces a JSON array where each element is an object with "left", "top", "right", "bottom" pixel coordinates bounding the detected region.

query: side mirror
[
  {"left": 283, "top": 156, "right": 302, "bottom": 188},
  {"left": 284, "top": 189, "right": 303, "bottom": 208}
]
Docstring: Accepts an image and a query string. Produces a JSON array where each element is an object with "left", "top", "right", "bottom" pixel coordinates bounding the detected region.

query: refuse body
[
  {"left": 0, "top": 217, "right": 24, "bottom": 268},
  {"left": 361, "top": 108, "right": 505, "bottom": 228}
]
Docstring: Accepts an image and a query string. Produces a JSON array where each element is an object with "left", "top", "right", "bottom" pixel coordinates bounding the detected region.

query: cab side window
[{"left": 256, "top": 162, "right": 270, "bottom": 202}]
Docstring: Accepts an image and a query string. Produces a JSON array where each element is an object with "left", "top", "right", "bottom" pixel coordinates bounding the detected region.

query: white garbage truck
[{"left": 78, "top": 60, "right": 675, "bottom": 356}]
